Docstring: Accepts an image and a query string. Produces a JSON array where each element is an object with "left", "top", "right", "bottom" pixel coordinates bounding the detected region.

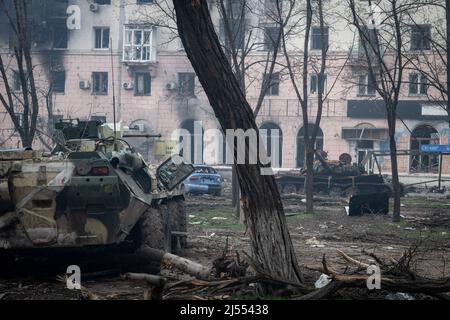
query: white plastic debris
[
  {"left": 315, "top": 274, "right": 332, "bottom": 288},
  {"left": 211, "top": 217, "right": 227, "bottom": 220},
  {"left": 383, "top": 246, "right": 394, "bottom": 250},
  {"left": 301, "top": 199, "right": 307, "bottom": 203},
  {"left": 188, "top": 215, "right": 196, "bottom": 218},
  {"left": 344, "top": 206, "right": 350, "bottom": 215},
  {"left": 208, "top": 233, "right": 216, "bottom": 239}
]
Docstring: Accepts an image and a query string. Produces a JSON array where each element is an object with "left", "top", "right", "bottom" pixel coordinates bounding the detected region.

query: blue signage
[{"left": 421, "top": 144, "right": 450, "bottom": 153}]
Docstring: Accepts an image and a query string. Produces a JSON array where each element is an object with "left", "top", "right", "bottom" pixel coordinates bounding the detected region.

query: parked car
[{"left": 182, "top": 165, "right": 223, "bottom": 196}]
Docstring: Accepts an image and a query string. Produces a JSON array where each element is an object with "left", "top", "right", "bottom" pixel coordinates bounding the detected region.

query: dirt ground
[{"left": 0, "top": 180, "right": 449, "bottom": 300}]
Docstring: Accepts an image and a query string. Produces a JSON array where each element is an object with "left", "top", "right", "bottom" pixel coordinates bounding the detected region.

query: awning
[{"left": 342, "top": 127, "right": 389, "bottom": 141}]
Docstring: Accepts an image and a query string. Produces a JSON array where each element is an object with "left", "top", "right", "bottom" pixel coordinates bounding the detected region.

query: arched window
[
  {"left": 260, "top": 122, "right": 283, "bottom": 168},
  {"left": 297, "top": 124, "right": 323, "bottom": 168},
  {"left": 410, "top": 125, "right": 439, "bottom": 173}
]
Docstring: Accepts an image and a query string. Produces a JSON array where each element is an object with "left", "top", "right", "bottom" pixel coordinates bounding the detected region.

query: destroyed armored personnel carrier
[
  {"left": 275, "top": 152, "right": 393, "bottom": 216},
  {"left": 0, "top": 120, "right": 194, "bottom": 256}
]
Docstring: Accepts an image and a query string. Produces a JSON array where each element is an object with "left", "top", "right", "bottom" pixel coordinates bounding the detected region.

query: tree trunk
[
  {"left": 172, "top": 0, "right": 302, "bottom": 290},
  {"left": 305, "top": 149, "right": 314, "bottom": 214},
  {"left": 446, "top": 0, "right": 450, "bottom": 128},
  {"left": 388, "top": 111, "right": 401, "bottom": 222}
]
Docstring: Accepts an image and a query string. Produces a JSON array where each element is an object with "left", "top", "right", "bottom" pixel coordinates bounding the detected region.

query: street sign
[{"left": 421, "top": 144, "right": 450, "bottom": 153}]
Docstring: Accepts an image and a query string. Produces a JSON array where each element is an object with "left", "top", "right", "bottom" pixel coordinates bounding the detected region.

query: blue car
[{"left": 182, "top": 165, "right": 223, "bottom": 196}]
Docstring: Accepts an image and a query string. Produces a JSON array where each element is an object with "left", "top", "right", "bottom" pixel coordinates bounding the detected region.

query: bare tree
[
  {"left": 347, "top": 0, "right": 405, "bottom": 222},
  {"left": 280, "top": 0, "right": 344, "bottom": 214},
  {"left": 172, "top": 0, "right": 303, "bottom": 291},
  {"left": 0, "top": 0, "right": 40, "bottom": 148}
]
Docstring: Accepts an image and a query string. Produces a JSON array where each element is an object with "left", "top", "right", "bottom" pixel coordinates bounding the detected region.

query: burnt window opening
[
  {"left": 92, "top": 72, "right": 108, "bottom": 95},
  {"left": 311, "top": 26, "right": 329, "bottom": 50},
  {"left": 358, "top": 26, "right": 378, "bottom": 57},
  {"left": 51, "top": 71, "right": 66, "bottom": 93},
  {"left": 410, "top": 24, "right": 431, "bottom": 51},
  {"left": 178, "top": 73, "right": 195, "bottom": 97},
  {"left": 357, "top": 74, "right": 376, "bottom": 96},
  {"left": 94, "top": 27, "right": 110, "bottom": 49},
  {"left": 95, "top": 0, "right": 111, "bottom": 4},
  {"left": 310, "top": 73, "right": 327, "bottom": 95},
  {"left": 219, "top": 18, "right": 246, "bottom": 50},
  {"left": 263, "top": 26, "right": 280, "bottom": 51},
  {"left": 263, "top": 72, "right": 280, "bottom": 96},
  {"left": 409, "top": 73, "right": 427, "bottom": 95},
  {"left": 51, "top": 22, "right": 68, "bottom": 49},
  {"left": 135, "top": 72, "right": 151, "bottom": 96}
]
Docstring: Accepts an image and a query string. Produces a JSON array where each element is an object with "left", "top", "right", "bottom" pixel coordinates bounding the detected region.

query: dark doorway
[{"left": 410, "top": 125, "right": 439, "bottom": 173}]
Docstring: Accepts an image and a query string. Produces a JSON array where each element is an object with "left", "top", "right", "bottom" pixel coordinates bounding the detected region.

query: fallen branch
[{"left": 122, "top": 272, "right": 166, "bottom": 287}]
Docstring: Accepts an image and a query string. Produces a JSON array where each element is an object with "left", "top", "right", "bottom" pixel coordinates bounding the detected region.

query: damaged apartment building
[{"left": 0, "top": 0, "right": 449, "bottom": 175}]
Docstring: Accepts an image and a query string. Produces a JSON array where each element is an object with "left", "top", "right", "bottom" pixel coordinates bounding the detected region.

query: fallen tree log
[
  {"left": 137, "top": 247, "right": 211, "bottom": 280},
  {"left": 122, "top": 272, "right": 166, "bottom": 287}
]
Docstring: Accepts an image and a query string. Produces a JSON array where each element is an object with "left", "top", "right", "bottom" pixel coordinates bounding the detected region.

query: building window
[
  {"left": 310, "top": 73, "right": 327, "bottom": 94},
  {"left": 52, "top": 71, "right": 66, "bottom": 93},
  {"left": 51, "top": 22, "right": 68, "bottom": 49},
  {"left": 94, "top": 0, "right": 111, "bottom": 4},
  {"left": 92, "top": 72, "right": 108, "bottom": 95},
  {"left": 219, "top": 18, "right": 245, "bottom": 50},
  {"left": 12, "top": 70, "right": 21, "bottom": 91},
  {"left": 357, "top": 74, "right": 376, "bottom": 96},
  {"left": 311, "top": 26, "right": 329, "bottom": 50},
  {"left": 410, "top": 25, "right": 431, "bottom": 51},
  {"left": 263, "top": 26, "right": 280, "bottom": 51},
  {"left": 264, "top": 0, "right": 280, "bottom": 15},
  {"left": 358, "top": 26, "right": 377, "bottom": 56},
  {"left": 123, "top": 27, "right": 153, "bottom": 62},
  {"left": 94, "top": 27, "right": 110, "bottom": 49},
  {"left": 263, "top": 72, "right": 280, "bottom": 96},
  {"left": 178, "top": 73, "right": 195, "bottom": 97},
  {"left": 137, "top": 0, "right": 153, "bottom": 3},
  {"left": 409, "top": 73, "right": 427, "bottom": 95},
  {"left": 135, "top": 73, "right": 151, "bottom": 96}
]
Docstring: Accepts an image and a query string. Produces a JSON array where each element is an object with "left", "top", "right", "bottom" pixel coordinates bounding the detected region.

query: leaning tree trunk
[
  {"left": 172, "top": 0, "right": 303, "bottom": 290},
  {"left": 446, "top": 0, "right": 450, "bottom": 129}
]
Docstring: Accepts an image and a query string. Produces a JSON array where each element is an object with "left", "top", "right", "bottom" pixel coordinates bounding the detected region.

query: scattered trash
[
  {"left": 404, "top": 227, "right": 416, "bottom": 231},
  {"left": 350, "top": 245, "right": 358, "bottom": 249},
  {"left": 441, "top": 231, "right": 447, "bottom": 236},
  {"left": 305, "top": 237, "right": 325, "bottom": 248},
  {"left": 319, "top": 224, "right": 328, "bottom": 229},
  {"left": 209, "top": 233, "right": 216, "bottom": 239},
  {"left": 385, "top": 292, "right": 415, "bottom": 300},
  {"left": 315, "top": 274, "right": 332, "bottom": 288},
  {"left": 344, "top": 206, "right": 350, "bottom": 215},
  {"left": 188, "top": 215, "right": 196, "bottom": 218},
  {"left": 383, "top": 246, "right": 394, "bottom": 250},
  {"left": 190, "top": 221, "right": 204, "bottom": 225},
  {"left": 337, "top": 225, "right": 344, "bottom": 230},
  {"left": 211, "top": 217, "right": 227, "bottom": 220},
  {"left": 301, "top": 199, "right": 307, "bottom": 203}
]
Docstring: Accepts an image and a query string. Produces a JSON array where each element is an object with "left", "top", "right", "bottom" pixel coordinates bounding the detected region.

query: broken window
[
  {"left": 358, "top": 26, "right": 378, "bottom": 57},
  {"left": 263, "top": 72, "right": 280, "bottom": 96},
  {"left": 263, "top": 26, "right": 280, "bottom": 51},
  {"left": 357, "top": 74, "right": 376, "bottom": 96},
  {"left": 92, "top": 72, "right": 108, "bottom": 95},
  {"left": 178, "top": 73, "right": 195, "bottom": 97},
  {"left": 52, "top": 71, "right": 66, "bottom": 93},
  {"left": 219, "top": 18, "right": 245, "bottom": 50},
  {"left": 410, "top": 24, "right": 431, "bottom": 51},
  {"left": 310, "top": 73, "right": 327, "bottom": 94},
  {"left": 311, "top": 26, "right": 329, "bottom": 50},
  {"left": 409, "top": 73, "right": 427, "bottom": 95},
  {"left": 123, "top": 27, "right": 153, "bottom": 62},
  {"left": 135, "top": 72, "right": 151, "bottom": 96},
  {"left": 51, "top": 22, "right": 68, "bottom": 49},
  {"left": 94, "top": 27, "right": 110, "bottom": 49}
]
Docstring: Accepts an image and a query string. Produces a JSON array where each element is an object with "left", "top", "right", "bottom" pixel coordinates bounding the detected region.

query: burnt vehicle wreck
[
  {"left": 275, "top": 152, "right": 393, "bottom": 216},
  {"left": 0, "top": 120, "right": 194, "bottom": 270}
]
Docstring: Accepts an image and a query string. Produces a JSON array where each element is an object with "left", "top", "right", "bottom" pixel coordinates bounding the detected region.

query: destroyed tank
[
  {"left": 275, "top": 152, "right": 393, "bottom": 216},
  {"left": 0, "top": 120, "right": 194, "bottom": 257}
]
